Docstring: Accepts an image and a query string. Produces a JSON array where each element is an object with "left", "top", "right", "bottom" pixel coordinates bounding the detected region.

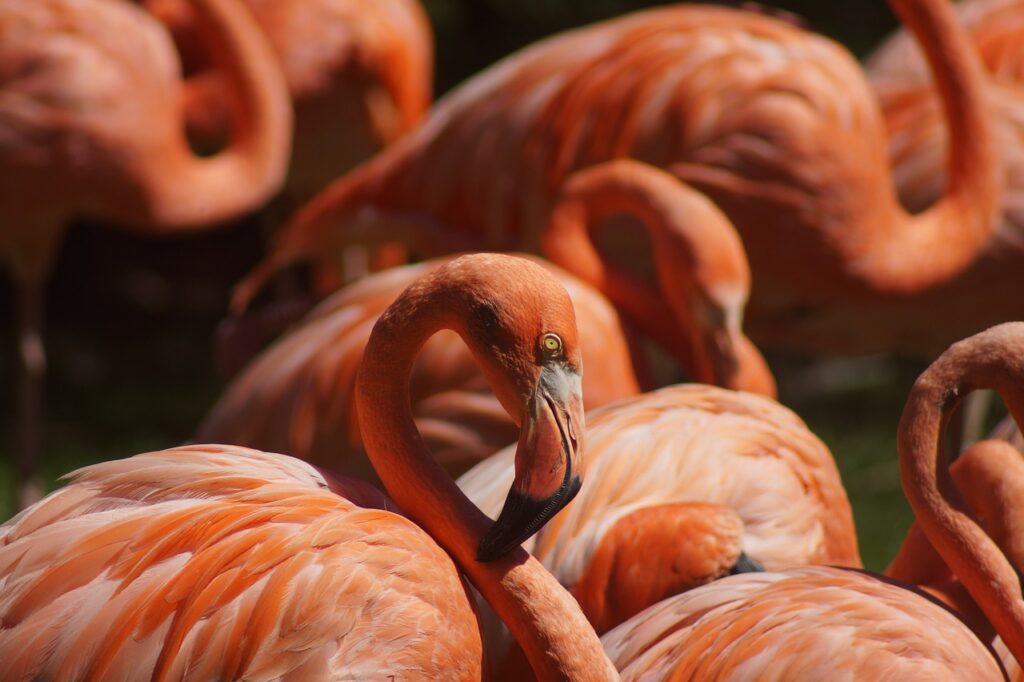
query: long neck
[
  {"left": 138, "top": 0, "right": 292, "bottom": 228},
  {"left": 356, "top": 282, "right": 616, "bottom": 680},
  {"left": 864, "top": 0, "right": 1000, "bottom": 293},
  {"left": 897, "top": 323, "right": 1024, "bottom": 666},
  {"left": 542, "top": 160, "right": 773, "bottom": 394}
]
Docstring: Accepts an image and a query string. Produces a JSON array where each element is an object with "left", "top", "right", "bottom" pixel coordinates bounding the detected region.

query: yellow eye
[{"left": 542, "top": 333, "right": 562, "bottom": 354}]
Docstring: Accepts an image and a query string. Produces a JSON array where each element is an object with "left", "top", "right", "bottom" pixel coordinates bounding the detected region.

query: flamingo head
[{"left": 439, "top": 255, "right": 586, "bottom": 562}]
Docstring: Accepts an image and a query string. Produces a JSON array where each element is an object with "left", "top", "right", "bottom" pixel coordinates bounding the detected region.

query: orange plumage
[
  {"left": 0, "top": 0, "right": 292, "bottom": 508},
  {"left": 142, "top": 0, "right": 433, "bottom": 201},
  {"left": 868, "top": 0, "right": 1024, "bottom": 353},
  {"left": 238, "top": 0, "right": 999, "bottom": 359},
  {"left": 461, "top": 383, "right": 860, "bottom": 657}
]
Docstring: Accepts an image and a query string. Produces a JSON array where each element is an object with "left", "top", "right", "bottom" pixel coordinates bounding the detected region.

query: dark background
[{"left": 0, "top": 1, "right": 957, "bottom": 569}]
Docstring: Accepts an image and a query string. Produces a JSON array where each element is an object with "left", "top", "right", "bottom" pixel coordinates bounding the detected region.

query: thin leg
[{"left": 15, "top": 279, "right": 45, "bottom": 510}]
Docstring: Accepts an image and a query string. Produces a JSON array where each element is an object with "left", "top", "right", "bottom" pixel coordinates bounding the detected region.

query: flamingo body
[
  {"left": 602, "top": 566, "right": 1004, "bottom": 680},
  {"left": 244, "top": 0, "right": 999, "bottom": 357},
  {"left": 0, "top": 445, "right": 482, "bottom": 680},
  {"left": 0, "top": 254, "right": 617, "bottom": 680},
  {"left": 1, "top": 0, "right": 291, "bottom": 508},
  {"left": 866, "top": 0, "right": 1024, "bottom": 352},
  {"left": 460, "top": 384, "right": 860, "bottom": 638},
  {"left": 145, "top": 0, "right": 433, "bottom": 200}
]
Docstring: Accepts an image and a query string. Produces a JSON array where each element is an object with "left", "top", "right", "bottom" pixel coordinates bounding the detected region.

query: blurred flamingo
[
  {"left": 867, "top": 0, "right": 1024, "bottom": 360},
  {"left": 199, "top": 162, "right": 776, "bottom": 483},
  {"left": 0, "top": 254, "right": 618, "bottom": 680},
  {"left": 0, "top": 0, "right": 292, "bottom": 507},
  {"left": 235, "top": 0, "right": 1001, "bottom": 360},
  {"left": 460, "top": 383, "right": 860, "bottom": 668},
  {"left": 198, "top": 255, "right": 642, "bottom": 483},
  {"left": 234, "top": 161, "right": 775, "bottom": 394},
  {"left": 142, "top": 0, "right": 433, "bottom": 203},
  {"left": 599, "top": 323, "right": 1024, "bottom": 678}
]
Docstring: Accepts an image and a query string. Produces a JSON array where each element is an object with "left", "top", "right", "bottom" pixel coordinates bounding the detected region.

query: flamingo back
[
  {"left": 602, "top": 566, "right": 1004, "bottom": 680},
  {"left": 462, "top": 384, "right": 860, "bottom": 584},
  {"left": 0, "top": 444, "right": 482, "bottom": 679},
  {"left": 268, "top": 4, "right": 892, "bottom": 307}
]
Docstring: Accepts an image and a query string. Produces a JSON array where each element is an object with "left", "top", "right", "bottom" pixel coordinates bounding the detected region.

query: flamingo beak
[{"left": 477, "top": 364, "right": 584, "bottom": 561}]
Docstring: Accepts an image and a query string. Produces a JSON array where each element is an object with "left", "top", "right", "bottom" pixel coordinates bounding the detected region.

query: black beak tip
[
  {"left": 729, "top": 551, "right": 765, "bottom": 575},
  {"left": 475, "top": 475, "right": 583, "bottom": 563}
]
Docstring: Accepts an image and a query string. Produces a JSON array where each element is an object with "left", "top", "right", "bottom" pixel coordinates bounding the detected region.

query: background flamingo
[
  {"left": 0, "top": 0, "right": 291, "bottom": 507},
  {"left": 866, "top": 0, "right": 1024, "bottom": 363},
  {"left": 0, "top": 254, "right": 617, "bottom": 680},
  {"left": 599, "top": 323, "right": 1024, "bottom": 678},
  {"left": 199, "top": 160, "right": 777, "bottom": 482},
  {"left": 142, "top": 0, "right": 433, "bottom": 204},
  {"left": 237, "top": 160, "right": 776, "bottom": 395},
  {"left": 198, "top": 255, "right": 641, "bottom": 482},
  {"left": 235, "top": 0, "right": 1001, "bottom": 361}
]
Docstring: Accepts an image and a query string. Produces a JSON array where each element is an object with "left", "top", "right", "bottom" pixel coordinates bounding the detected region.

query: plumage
[
  {"left": 0, "top": 254, "right": 618, "bottom": 680},
  {"left": 602, "top": 566, "right": 1003, "bottom": 681},
  {"left": 0, "top": 0, "right": 292, "bottom": 507},
  {"left": 142, "top": 0, "right": 433, "bottom": 201},
  {"left": 0, "top": 445, "right": 481, "bottom": 680},
  {"left": 595, "top": 323, "right": 1024, "bottom": 679},
  {"left": 867, "top": 0, "right": 1024, "bottom": 351},
  {"left": 460, "top": 384, "right": 860, "bottom": 647},
  {"left": 237, "top": 0, "right": 999, "bottom": 358}
]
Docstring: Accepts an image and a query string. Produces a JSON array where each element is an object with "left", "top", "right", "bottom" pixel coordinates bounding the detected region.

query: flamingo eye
[{"left": 541, "top": 333, "right": 563, "bottom": 355}]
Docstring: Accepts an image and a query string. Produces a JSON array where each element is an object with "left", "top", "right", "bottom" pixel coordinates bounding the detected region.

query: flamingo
[
  {"left": 0, "top": 0, "right": 292, "bottom": 508},
  {"left": 459, "top": 383, "right": 861, "bottom": 663},
  {"left": 866, "top": 0, "right": 1024, "bottom": 357},
  {"left": 197, "top": 254, "right": 642, "bottom": 483},
  {"left": 222, "top": 161, "right": 777, "bottom": 396},
  {"left": 141, "top": 0, "right": 433, "bottom": 203},
  {"left": 598, "top": 323, "right": 1024, "bottom": 678},
  {"left": 233, "top": 0, "right": 1001, "bottom": 360},
  {"left": 2, "top": 262, "right": 1020, "bottom": 682},
  {"left": 0, "top": 254, "right": 618, "bottom": 680},
  {"left": 198, "top": 160, "right": 776, "bottom": 482}
]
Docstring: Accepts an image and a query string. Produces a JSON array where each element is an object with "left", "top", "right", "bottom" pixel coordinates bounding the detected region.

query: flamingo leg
[{"left": 15, "top": 278, "right": 45, "bottom": 510}]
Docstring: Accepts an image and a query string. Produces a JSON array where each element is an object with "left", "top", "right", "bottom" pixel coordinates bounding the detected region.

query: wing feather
[{"left": 0, "top": 445, "right": 481, "bottom": 680}]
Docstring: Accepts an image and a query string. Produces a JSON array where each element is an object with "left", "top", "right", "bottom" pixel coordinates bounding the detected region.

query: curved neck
[
  {"left": 357, "top": 0, "right": 433, "bottom": 140},
  {"left": 140, "top": 0, "right": 292, "bottom": 228},
  {"left": 542, "top": 160, "right": 774, "bottom": 395},
  {"left": 866, "top": 0, "right": 1000, "bottom": 293},
  {"left": 898, "top": 323, "right": 1024, "bottom": 667},
  {"left": 355, "top": 276, "right": 616, "bottom": 680}
]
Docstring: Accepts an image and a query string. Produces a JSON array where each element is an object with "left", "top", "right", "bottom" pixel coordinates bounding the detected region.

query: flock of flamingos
[{"left": 5, "top": 0, "right": 1024, "bottom": 678}]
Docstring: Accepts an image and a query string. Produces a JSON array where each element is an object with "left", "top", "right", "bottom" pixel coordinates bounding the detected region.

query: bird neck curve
[
  {"left": 541, "top": 160, "right": 768, "bottom": 393},
  {"left": 897, "top": 323, "right": 1024, "bottom": 668},
  {"left": 354, "top": 260, "right": 617, "bottom": 681},
  {"left": 873, "top": 0, "right": 1001, "bottom": 293}
]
